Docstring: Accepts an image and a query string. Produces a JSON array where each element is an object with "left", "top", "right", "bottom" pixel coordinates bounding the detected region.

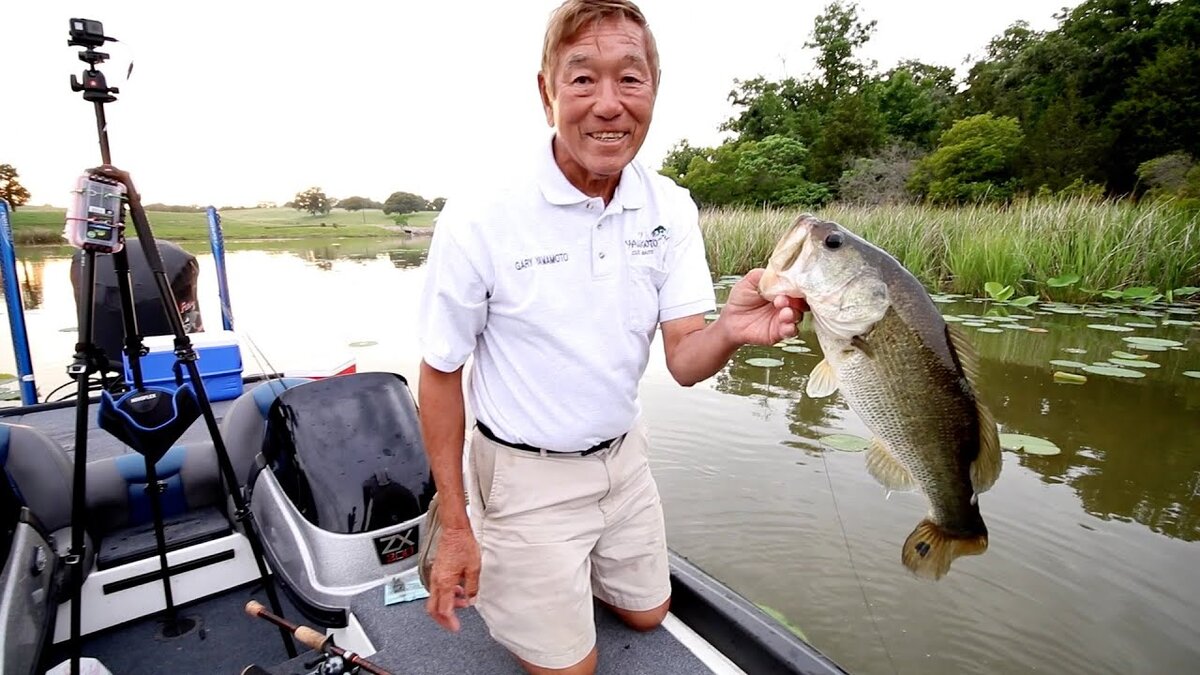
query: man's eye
[{"left": 572, "top": 75, "right": 592, "bottom": 85}]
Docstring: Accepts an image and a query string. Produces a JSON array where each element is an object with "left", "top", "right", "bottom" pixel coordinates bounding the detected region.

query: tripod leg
[
  {"left": 143, "top": 457, "right": 197, "bottom": 637},
  {"left": 124, "top": 195, "right": 298, "bottom": 658},
  {"left": 65, "top": 249, "right": 99, "bottom": 675}
]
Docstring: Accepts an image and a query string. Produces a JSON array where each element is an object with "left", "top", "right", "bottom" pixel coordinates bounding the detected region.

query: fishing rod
[{"left": 244, "top": 601, "right": 394, "bottom": 675}]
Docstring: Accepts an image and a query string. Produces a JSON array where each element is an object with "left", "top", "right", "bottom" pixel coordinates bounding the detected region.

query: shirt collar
[{"left": 536, "top": 132, "right": 646, "bottom": 211}]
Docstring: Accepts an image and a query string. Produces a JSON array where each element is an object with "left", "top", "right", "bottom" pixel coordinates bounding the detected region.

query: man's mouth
[{"left": 588, "top": 131, "right": 628, "bottom": 142}]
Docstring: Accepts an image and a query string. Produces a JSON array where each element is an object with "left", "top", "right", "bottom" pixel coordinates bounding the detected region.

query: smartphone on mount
[{"left": 64, "top": 172, "right": 126, "bottom": 253}]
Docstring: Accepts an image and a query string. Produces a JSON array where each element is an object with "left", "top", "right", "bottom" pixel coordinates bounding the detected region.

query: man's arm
[
  {"left": 418, "top": 361, "right": 469, "bottom": 529},
  {"left": 660, "top": 268, "right": 806, "bottom": 387},
  {"left": 418, "top": 360, "right": 480, "bottom": 633}
]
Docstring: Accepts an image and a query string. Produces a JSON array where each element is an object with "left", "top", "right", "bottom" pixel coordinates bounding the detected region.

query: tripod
[{"left": 62, "top": 19, "right": 296, "bottom": 675}]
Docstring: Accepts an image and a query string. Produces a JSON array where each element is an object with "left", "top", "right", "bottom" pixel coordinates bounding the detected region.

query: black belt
[{"left": 476, "top": 421, "right": 622, "bottom": 457}]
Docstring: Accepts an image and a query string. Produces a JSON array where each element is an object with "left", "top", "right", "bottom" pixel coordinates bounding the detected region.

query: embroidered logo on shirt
[
  {"left": 514, "top": 252, "right": 570, "bottom": 270},
  {"left": 625, "top": 226, "right": 669, "bottom": 257}
]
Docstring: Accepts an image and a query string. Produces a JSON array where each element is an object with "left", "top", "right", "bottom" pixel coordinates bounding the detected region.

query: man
[{"left": 415, "top": 1, "right": 806, "bottom": 673}]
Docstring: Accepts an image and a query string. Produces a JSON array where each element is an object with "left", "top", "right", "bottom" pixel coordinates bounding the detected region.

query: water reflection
[{"left": 712, "top": 298, "right": 1200, "bottom": 542}]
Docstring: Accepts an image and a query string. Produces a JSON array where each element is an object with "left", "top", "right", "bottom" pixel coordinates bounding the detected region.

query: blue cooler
[{"left": 122, "top": 330, "right": 244, "bottom": 402}]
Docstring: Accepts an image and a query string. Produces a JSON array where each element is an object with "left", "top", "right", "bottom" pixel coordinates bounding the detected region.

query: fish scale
[{"left": 818, "top": 307, "right": 985, "bottom": 534}]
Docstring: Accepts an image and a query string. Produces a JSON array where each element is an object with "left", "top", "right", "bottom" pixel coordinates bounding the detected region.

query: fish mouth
[{"left": 758, "top": 216, "right": 817, "bottom": 299}]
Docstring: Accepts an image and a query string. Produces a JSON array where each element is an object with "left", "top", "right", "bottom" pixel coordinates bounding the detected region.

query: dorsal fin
[{"left": 945, "top": 323, "right": 1002, "bottom": 494}]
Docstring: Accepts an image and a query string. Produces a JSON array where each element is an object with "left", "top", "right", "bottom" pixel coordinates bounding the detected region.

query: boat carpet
[{"left": 41, "top": 582, "right": 713, "bottom": 675}]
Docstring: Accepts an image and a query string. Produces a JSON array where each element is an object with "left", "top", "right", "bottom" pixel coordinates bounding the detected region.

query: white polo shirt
[{"left": 418, "top": 135, "right": 716, "bottom": 452}]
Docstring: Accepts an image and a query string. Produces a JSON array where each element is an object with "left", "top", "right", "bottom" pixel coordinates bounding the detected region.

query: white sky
[{"left": 4, "top": 1, "right": 1074, "bottom": 208}]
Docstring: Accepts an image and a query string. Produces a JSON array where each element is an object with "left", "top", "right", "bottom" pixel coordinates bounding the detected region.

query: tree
[
  {"left": 805, "top": 1, "right": 877, "bottom": 103},
  {"left": 429, "top": 197, "right": 446, "bottom": 211},
  {"left": 838, "top": 143, "right": 923, "bottom": 205},
  {"left": 293, "top": 187, "right": 331, "bottom": 215},
  {"left": 383, "top": 191, "right": 428, "bottom": 215},
  {"left": 0, "top": 164, "right": 31, "bottom": 209},
  {"left": 337, "top": 196, "right": 383, "bottom": 211},
  {"left": 908, "top": 113, "right": 1025, "bottom": 204}
]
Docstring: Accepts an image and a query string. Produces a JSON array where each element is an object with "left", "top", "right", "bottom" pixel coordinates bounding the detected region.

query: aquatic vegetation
[{"left": 699, "top": 200, "right": 1199, "bottom": 300}]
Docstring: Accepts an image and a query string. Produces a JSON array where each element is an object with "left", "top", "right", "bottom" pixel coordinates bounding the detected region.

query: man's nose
[{"left": 592, "top": 79, "right": 622, "bottom": 119}]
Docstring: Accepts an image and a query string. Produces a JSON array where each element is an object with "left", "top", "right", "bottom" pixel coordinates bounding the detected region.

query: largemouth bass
[{"left": 759, "top": 214, "right": 1001, "bottom": 580}]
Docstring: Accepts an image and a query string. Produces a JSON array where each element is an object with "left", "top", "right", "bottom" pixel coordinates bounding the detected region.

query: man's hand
[
  {"left": 89, "top": 164, "right": 140, "bottom": 199},
  {"left": 426, "top": 526, "right": 481, "bottom": 632},
  {"left": 715, "top": 268, "right": 808, "bottom": 346}
]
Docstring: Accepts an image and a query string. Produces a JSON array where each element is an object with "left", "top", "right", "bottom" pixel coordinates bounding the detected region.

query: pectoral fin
[
  {"left": 945, "top": 323, "right": 1003, "bottom": 494},
  {"left": 866, "top": 438, "right": 917, "bottom": 492},
  {"left": 805, "top": 359, "right": 839, "bottom": 398}
]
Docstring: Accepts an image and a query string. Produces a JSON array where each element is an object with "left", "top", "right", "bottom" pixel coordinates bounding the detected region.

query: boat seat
[
  {"left": 0, "top": 423, "right": 93, "bottom": 675},
  {"left": 219, "top": 377, "right": 314, "bottom": 491},
  {"left": 84, "top": 442, "right": 232, "bottom": 570}
]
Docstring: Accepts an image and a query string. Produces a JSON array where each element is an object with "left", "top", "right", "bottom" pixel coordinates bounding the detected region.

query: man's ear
[{"left": 537, "top": 71, "right": 555, "bottom": 127}]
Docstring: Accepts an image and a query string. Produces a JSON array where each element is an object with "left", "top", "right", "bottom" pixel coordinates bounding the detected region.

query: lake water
[{"left": 3, "top": 237, "right": 1199, "bottom": 675}]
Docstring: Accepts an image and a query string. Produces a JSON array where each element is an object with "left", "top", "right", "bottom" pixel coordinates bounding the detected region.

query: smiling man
[{"left": 415, "top": 2, "right": 806, "bottom": 674}]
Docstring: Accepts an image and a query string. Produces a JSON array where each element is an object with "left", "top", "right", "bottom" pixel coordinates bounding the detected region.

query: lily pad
[
  {"left": 757, "top": 604, "right": 808, "bottom": 641},
  {"left": 1063, "top": 348, "right": 1088, "bottom": 354},
  {"left": 1081, "top": 365, "right": 1146, "bottom": 379},
  {"left": 1108, "top": 358, "right": 1159, "bottom": 369},
  {"left": 999, "top": 434, "right": 1062, "bottom": 456},
  {"left": 1111, "top": 351, "right": 1146, "bottom": 360},
  {"left": 1047, "top": 273, "right": 1081, "bottom": 287},
  {"left": 962, "top": 321, "right": 988, "bottom": 327},
  {"left": 1124, "top": 322, "right": 1158, "bottom": 329},
  {"left": 348, "top": 340, "right": 378, "bottom": 348},
  {"left": 1162, "top": 320, "right": 1195, "bottom": 327},
  {"left": 1047, "top": 306, "right": 1084, "bottom": 315},
  {"left": 1053, "top": 371, "right": 1087, "bottom": 385},
  {"left": 1129, "top": 343, "right": 1169, "bottom": 352},
  {"left": 1087, "top": 324, "right": 1134, "bottom": 332},
  {"left": 781, "top": 345, "right": 812, "bottom": 354},
  {"left": 818, "top": 434, "right": 870, "bottom": 453},
  {"left": 1183, "top": 371, "right": 1200, "bottom": 379},
  {"left": 976, "top": 327, "right": 1004, "bottom": 333},
  {"left": 1026, "top": 327, "right": 1049, "bottom": 333},
  {"left": 1049, "top": 360, "right": 1089, "bottom": 369},
  {"left": 746, "top": 357, "right": 784, "bottom": 368},
  {"left": 704, "top": 313, "right": 720, "bottom": 321},
  {"left": 1123, "top": 337, "right": 1183, "bottom": 348},
  {"left": 942, "top": 315, "right": 965, "bottom": 323}
]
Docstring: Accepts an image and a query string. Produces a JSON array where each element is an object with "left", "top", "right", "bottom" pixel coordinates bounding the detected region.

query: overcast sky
[{"left": 5, "top": 1, "right": 1075, "bottom": 208}]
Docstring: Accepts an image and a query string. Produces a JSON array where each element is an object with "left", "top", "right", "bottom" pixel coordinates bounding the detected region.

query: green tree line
[
  {"left": 288, "top": 188, "right": 445, "bottom": 216},
  {"left": 661, "top": 0, "right": 1200, "bottom": 208}
]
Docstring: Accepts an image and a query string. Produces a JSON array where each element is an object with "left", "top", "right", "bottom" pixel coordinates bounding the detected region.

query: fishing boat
[{"left": 0, "top": 195, "right": 851, "bottom": 675}]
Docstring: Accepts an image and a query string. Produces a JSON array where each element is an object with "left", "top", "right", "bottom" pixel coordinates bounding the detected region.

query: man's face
[{"left": 539, "top": 16, "right": 656, "bottom": 196}]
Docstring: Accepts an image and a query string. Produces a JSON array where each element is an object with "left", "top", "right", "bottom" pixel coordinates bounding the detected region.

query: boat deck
[
  {"left": 8, "top": 394, "right": 845, "bottom": 675},
  {"left": 42, "top": 579, "right": 718, "bottom": 674}
]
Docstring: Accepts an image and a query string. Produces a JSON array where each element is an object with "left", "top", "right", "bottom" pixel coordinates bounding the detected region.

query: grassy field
[
  {"left": 9, "top": 206, "right": 440, "bottom": 244},
  {"left": 700, "top": 198, "right": 1200, "bottom": 301}
]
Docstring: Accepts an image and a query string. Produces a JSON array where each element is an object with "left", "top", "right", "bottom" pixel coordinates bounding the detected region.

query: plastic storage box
[{"left": 122, "top": 330, "right": 244, "bottom": 402}]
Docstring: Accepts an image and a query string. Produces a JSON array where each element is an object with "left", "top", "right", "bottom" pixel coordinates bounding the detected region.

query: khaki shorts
[{"left": 466, "top": 417, "right": 671, "bottom": 670}]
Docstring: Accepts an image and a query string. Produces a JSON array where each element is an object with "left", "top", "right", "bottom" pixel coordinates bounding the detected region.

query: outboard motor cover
[
  {"left": 71, "top": 238, "right": 204, "bottom": 373},
  {"left": 262, "top": 372, "right": 435, "bottom": 533}
]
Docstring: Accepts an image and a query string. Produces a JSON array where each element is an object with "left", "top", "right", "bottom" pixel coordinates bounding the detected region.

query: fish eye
[{"left": 824, "top": 231, "right": 844, "bottom": 249}]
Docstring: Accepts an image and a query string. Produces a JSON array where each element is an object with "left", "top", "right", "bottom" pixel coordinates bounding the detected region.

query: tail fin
[{"left": 901, "top": 518, "right": 988, "bottom": 580}]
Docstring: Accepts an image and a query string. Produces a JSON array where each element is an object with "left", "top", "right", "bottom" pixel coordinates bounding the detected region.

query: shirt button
[{"left": 598, "top": 252, "right": 606, "bottom": 259}]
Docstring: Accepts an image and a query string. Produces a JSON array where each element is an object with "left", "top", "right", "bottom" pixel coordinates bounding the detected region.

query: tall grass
[{"left": 700, "top": 197, "right": 1200, "bottom": 301}]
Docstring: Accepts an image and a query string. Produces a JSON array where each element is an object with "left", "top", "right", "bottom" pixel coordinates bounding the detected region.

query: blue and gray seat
[{"left": 0, "top": 423, "right": 91, "bottom": 675}]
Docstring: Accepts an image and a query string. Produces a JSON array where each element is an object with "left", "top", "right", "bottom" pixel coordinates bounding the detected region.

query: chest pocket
[{"left": 624, "top": 255, "right": 667, "bottom": 336}]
